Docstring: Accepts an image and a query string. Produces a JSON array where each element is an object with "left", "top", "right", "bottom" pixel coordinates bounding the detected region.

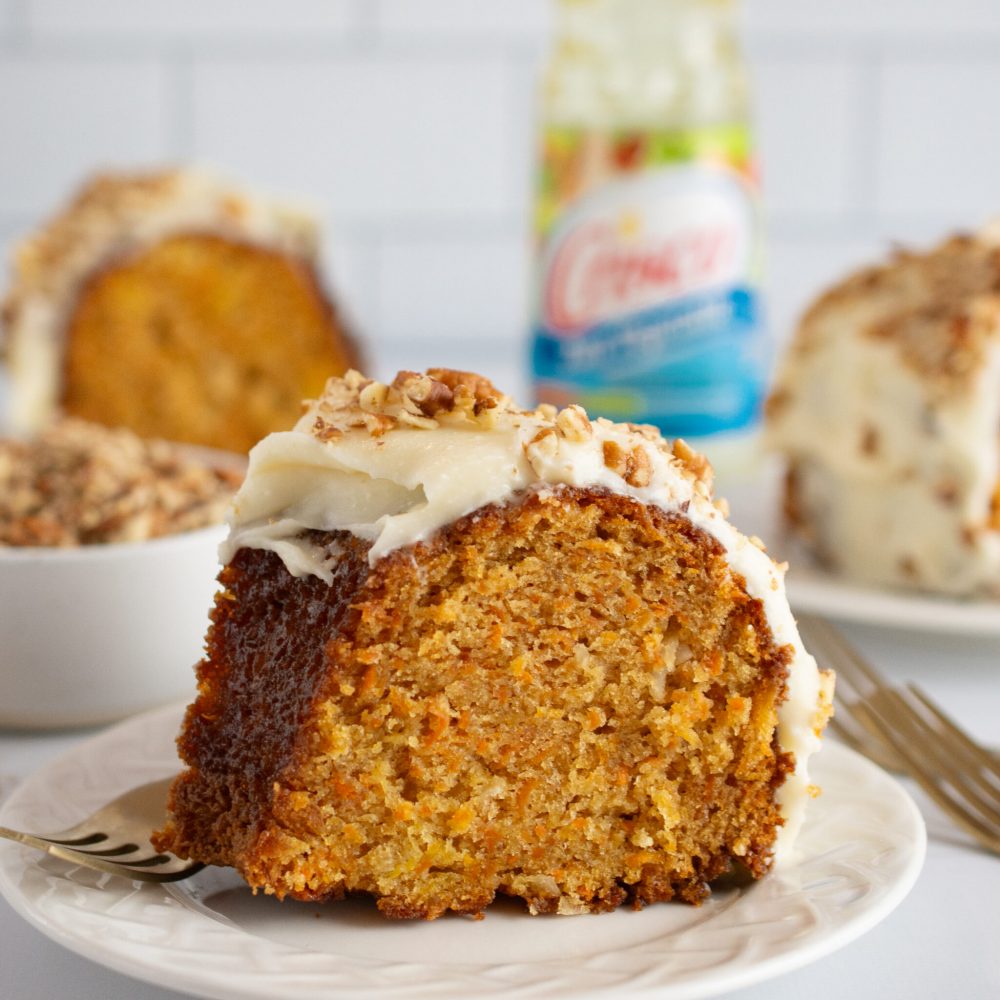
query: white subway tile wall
[
  {"left": 376, "top": 0, "right": 553, "bottom": 43},
  {"left": 1, "top": 0, "right": 999, "bottom": 388},
  {"left": 752, "top": 56, "right": 864, "bottom": 222},
  {"left": 25, "top": 0, "right": 361, "bottom": 41},
  {"left": 747, "top": 0, "right": 1000, "bottom": 37},
  {"left": 0, "top": 57, "right": 170, "bottom": 216},
  {"left": 877, "top": 60, "right": 1000, "bottom": 220},
  {"left": 190, "top": 55, "right": 515, "bottom": 223},
  {"left": 376, "top": 232, "right": 528, "bottom": 345}
]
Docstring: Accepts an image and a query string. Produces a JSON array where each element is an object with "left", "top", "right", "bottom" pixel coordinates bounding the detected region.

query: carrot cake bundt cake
[
  {"left": 155, "top": 368, "right": 833, "bottom": 919},
  {"left": 767, "top": 233, "right": 1000, "bottom": 597},
  {"left": 1, "top": 169, "right": 360, "bottom": 453}
]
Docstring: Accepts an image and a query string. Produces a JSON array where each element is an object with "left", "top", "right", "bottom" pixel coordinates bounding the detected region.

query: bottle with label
[{"left": 531, "top": 0, "right": 766, "bottom": 467}]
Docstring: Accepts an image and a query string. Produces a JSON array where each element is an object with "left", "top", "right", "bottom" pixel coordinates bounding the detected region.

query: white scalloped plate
[{"left": 0, "top": 703, "right": 925, "bottom": 1000}]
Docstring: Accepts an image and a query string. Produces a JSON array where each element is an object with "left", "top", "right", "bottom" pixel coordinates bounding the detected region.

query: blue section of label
[{"left": 532, "top": 286, "right": 767, "bottom": 438}]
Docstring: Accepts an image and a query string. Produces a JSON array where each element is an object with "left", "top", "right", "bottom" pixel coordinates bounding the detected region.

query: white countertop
[{"left": 1, "top": 620, "right": 998, "bottom": 1000}]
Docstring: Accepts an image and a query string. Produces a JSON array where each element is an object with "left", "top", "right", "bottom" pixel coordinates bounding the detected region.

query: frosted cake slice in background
[
  {"left": 1, "top": 168, "right": 361, "bottom": 453},
  {"left": 767, "top": 233, "right": 1000, "bottom": 598}
]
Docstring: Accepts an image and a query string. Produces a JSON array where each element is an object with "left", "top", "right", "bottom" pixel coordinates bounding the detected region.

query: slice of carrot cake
[
  {"left": 2, "top": 168, "right": 361, "bottom": 453},
  {"left": 155, "top": 368, "right": 832, "bottom": 919},
  {"left": 767, "top": 233, "right": 1000, "bottom": 596}
]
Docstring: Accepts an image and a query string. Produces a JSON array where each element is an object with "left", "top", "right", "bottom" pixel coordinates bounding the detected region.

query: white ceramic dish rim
[
  {"left": 785, "top": 569, "right": 1000, "bottom": 636},
  {"left": 0, "top": 703, "right": 927, "bottom": 1000},
  {"left": 0, "top": 522, "right": 227, "bottom": 563}
]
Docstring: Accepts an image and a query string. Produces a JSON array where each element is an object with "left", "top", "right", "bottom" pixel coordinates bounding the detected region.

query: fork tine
[
  {"left": 900, "top": 688, "right": 1000, "bottom": 816},
  {"left": 798, "top": 615, "right": 878, "bottom": 693},
  {"left": 35, "top": 832, "right": 108, "bottom": 847},
  {"left": 829, "top": 714, "right": 910, "bottom": 774},
  {"left": 43, "top": 843, "right": 204, "bottom": 882},
  {"left": 798, "top": 613, "right": 1000, "bottom": 855},
  {"left": 797, "top": 616, "right": 887, "bottom": 740},
  {"left": 0, "top": 775, "right": 203, "bottom": 883},
  {"left": 104, "top": 854, "right": 174, "bottom": 868},
  {"left": 873, "top": 688, "right": 1000, "bottom": 828},
  {"left": 798, "top": 616, "right": 998, "bottom": 786},
  {"left": 908, "top": 684, "right": 1000, "bottom": 783},
  {"left": 49, "top": 841, "right": 142, "bottom": 857},
  {"left": 852, "top": 700, "right": 1000, "bottom": 854}
]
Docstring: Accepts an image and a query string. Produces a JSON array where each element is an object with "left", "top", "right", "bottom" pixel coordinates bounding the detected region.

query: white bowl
[{"left": 0, "top": 525, "right": 225, "bottom": 729}]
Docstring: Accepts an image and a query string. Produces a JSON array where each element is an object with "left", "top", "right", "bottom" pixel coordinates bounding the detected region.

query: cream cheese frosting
[
  {"left": 3, "top": 168, "right": 320, "bottom": 433},
  {"left": 223, "top": 369, "right": 831, "bottom": 858},
  {"left": 767, "top": 232, "right": 1000, "bottom": 597}
]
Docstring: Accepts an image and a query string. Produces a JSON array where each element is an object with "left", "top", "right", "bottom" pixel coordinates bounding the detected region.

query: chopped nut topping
[
  {"left": 524, "top": 427, "right": 559, "bottom": 474},
  {"left": 425, "top": 368, "right": 502, "bottom": 414},
  {"left": 312, "top": 416, "right": 345, "bottom": 442},
  {"left": 670, "top": 438, "right": 714, "bottom": 488},
  {"left": 764, "top": 388, "right": 791, "bottom": 421},
  {"left": 935, "top": 480, "right": 959, "bottom": 506},
  {"left": 392, "top": 371, "right": 455, "bottom": 417},
  {"left": 555, "top": 404, "right": 592, "bottom": 442},
  {"left": 530, "top": 427, "right": 556, "bottom": 446},
  {"left": 859, "top": 425, "right": 879, "bottom": 456},
  {"left": 303, "top": 368, "right": 513, "bottom": 439},
  {"left": 0, "top": 419, "right": 241, "bottom": 547},
  {"left": 626, "top": 422, "right": 662, "bottom": 442},
  {"left": 342, "top": 368, "right": 368, "bottom": 392},
  {"left": 299, "top": 368, "right": 719, "bottom": 508},
  {"left": 790, "top": 233, "right": 1000, "bottom": 393},
  {"left": 362, "top": 413, "right": 397, "bottom": 436},
  {"left": 602, "top": 440, "right": 653, "bottom": 488},
  {"left": 358, "top": 381, "right": 389, "bottom": 413},
  {"left": 625, "top": 445, "right": 652, "bottom": 487},
  {"left": 602, "top": 440, "right": 629, "bottom": 476}
]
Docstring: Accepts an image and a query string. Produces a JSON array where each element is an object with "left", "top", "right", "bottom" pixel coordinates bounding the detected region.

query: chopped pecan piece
[
  {"left": 671, "top": 438, "right": 713, "bottom": 487},
  {"left": 603, "top": 440, "right": 653, "bottom": 487},
  {"left": 393, "top": 371, "right": 455, "bottom": 417},
  {"left": 556, "top": 404, "right": 592, "bottom": 442}
]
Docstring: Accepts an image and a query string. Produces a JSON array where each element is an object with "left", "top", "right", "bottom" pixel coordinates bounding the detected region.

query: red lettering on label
[{"left": 544, "top": 219, "right": 738, "bottom": 336}]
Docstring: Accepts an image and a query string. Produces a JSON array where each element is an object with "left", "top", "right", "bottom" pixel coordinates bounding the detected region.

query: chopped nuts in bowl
[{"left": 0, "top": 419, "right": 243, "bottom": 729}]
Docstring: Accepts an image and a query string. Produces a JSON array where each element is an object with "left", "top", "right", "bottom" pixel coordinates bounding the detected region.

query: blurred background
[{"left": 1, "top": 0, "right": 998, "bottom": 396}]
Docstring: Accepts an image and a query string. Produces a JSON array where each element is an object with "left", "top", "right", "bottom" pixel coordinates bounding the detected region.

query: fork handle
[{"left": 0, "top": 824, "right": 63, "bottom": 853}]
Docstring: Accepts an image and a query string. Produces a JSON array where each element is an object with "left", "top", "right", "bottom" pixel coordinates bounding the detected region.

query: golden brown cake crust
[
  {"left": 2, "top": 170, "right": 317, "bottom": 346},
  {"left": 156, "top": 486, "right": 793, "bottom": 919},
  {"left": 61, "top": 232, "right": 360, "bottom": 451},
  {"left": 2, "top": 169, "right": 364, "bottom": 451}
]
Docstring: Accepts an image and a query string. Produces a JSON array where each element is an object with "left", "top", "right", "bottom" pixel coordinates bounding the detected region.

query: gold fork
[
  {"left": 0, "top": 776, "right": 201, "bottom": 882},
  {"left": 798, "top": 613, "right": 1000, "bottom": 856}
]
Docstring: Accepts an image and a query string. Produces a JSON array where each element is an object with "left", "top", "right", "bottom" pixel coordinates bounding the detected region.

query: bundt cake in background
[
  {"left": 1, "top": 169, "right": 361, "bottom": 454},
  {"left": 767, "top": 233, "right": 1000, "bottom": 597},
  {"left": 155, "top": 368, "right": 833, "bottom": 920}
]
